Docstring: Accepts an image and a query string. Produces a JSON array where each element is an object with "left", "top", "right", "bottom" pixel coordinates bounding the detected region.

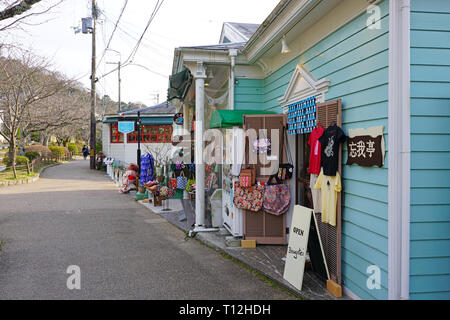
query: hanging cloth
[{"left": 140, "top": 153, "right": 155, "bottom": 186}]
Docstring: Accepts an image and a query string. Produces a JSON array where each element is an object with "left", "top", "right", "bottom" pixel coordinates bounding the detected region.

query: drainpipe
[
  {"left": 229, "top": 49, "right": 238, "bottom": 110},
  {"left": 194, "top": 61, "right": 207, "bottom": 231},
  {"left": 388, "top": 0, "right": 410, "bottom": 300}
]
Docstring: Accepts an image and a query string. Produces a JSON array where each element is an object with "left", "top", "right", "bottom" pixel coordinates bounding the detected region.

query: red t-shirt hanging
[{"left": 308, "top": 125, "right": 324, "bottom": 175}]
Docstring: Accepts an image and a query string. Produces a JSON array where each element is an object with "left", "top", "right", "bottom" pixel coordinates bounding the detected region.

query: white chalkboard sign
[{"left": 283, "top": 205, "right": 312, "bottom": 291}]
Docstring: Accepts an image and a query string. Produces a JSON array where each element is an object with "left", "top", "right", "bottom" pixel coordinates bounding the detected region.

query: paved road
[{"left": 0, "top": 160, "right": 294, "bottom": 300}]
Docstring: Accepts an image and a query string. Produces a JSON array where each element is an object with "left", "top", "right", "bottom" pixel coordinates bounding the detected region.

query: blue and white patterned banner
[{"left": 287, "top": 96, "right": 317, "bottom": 135}]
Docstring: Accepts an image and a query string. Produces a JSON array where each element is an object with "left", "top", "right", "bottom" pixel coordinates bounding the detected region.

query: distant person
[{"left": 82, "top": 145, "right": 89, "bottom": 160}]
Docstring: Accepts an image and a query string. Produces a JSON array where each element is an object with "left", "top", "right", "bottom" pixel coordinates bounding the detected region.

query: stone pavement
[
  {"left": 131, "top": 193, "right": 350, "bottom": 300},
  {"left": 0, "top": 160, "right": 297, "bottom": 300}
]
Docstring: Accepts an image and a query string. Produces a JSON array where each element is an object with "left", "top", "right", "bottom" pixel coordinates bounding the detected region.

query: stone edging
[{"left": 0, "top": 162, "right": 61, "bottom": 188}]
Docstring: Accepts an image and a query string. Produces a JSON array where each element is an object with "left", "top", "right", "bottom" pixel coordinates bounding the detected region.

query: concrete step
[{"left": 225, "top": 236, "right": 241, "bottom": 248}]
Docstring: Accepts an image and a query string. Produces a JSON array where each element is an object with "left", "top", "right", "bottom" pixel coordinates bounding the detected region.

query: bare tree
[
  {"left": 23, "top": 82, "right": 90, "bottom": 143},
  {"left": 143, "top": 143, "right": 173, "bottom": 168},
  {"left": 0, "top": 0, "right": 64, "bottom": 32},
  {"left": 0, "top": 47, "right": 66, "bottom": 177}
]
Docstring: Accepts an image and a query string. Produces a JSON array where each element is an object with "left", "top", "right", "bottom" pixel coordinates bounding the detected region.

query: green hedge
[
  {"left": 2, "top": 155, "right": 29, "bottom": 165},
  {"left": 48, "top": 146, "right": 65, "bottom": 158},
  {"left": 25, "top": 145, "right": 52, "bottom": 158},
  {"left": 67, "top": 143, "right": 79, "bottom": 154},
  {"left": 24, "top": 151, "right": 40, "bottom": 161}
]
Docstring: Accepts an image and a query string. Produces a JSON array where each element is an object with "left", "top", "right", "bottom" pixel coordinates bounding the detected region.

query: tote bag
[
  {"left": 168, "top": 172, "right": 177, "bottom": 189},
  {"left": 233, "top": 181, "right": 264, "bottom": 212},
  {"left": 277, "top": 126, "right": 294, "bottom": 181},
  {"left": 262, "top": 175, "right": 291, "bottom": 215},
  {"left": 177, "top": 171, "right": 188, "bottom": 190}
]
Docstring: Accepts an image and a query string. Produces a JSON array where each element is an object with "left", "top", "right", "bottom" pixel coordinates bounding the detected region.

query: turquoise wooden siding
[
  {"left": 409, "top": 0, "right": 450, "bottom": 300},
  {"left": 234, "top": 78, "right": 264, "bottom": 111},
  {"left": 258, "top": 0, "right": 390, "bottom": 299}
]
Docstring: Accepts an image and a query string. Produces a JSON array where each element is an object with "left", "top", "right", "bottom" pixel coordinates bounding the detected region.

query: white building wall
[{"left": 102, "top": 123, "right": 175, "bottom": 166}]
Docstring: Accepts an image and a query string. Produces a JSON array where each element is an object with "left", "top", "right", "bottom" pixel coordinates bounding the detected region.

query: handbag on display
[
  {"left": 252, "top": 138, "right": 271, "bottom": 154},
  {"left": 175, "top": 161, "right": 184, "bottom": 171},
  {"left": 239, "top": 165, "right": 256, "bottom": 188},
  {"left": 159, "top": 186, "right": 169, "bottom": 198},
  {"left": 262, "top": 175, "right": 291, "bottom": 215},
  {"left": 233, "top": 181, "right": 265, "bottom": 212},
  {"left": 177, "top": 171, "right": 188, "bottom": 190},
  {"left": 168, "top": 172, "right": 177, "bottom": 189},
  {"left": 167, "top": 187, "right": 175, "bottom": 198},
  {"left": 252, "top": 129, "right": 271, "bottom": 155},
  {"left": 277, "top": 126, "right": 294, "bottom": 181},
  {"left": 186, "top": 173, "right": 196, "bottom": 192}
]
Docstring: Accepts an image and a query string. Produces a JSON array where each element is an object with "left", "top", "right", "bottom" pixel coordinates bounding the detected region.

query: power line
[
  {"left": 123, "top": 0, "right": 165, "bottom": 64},
  {"left": 97, "top": 0, "right": 166, "bottom": 81},
  {"left": 102, "top": 12, "right": 172, "bottom": 60}
]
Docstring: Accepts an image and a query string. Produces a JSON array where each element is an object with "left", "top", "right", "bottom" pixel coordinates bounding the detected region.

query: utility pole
[
  {"left": 90, "top": 0, "right": 97, "bottom": 170},
  {"left": 118, "top": 61, "right": 121, "bottom": 112}
]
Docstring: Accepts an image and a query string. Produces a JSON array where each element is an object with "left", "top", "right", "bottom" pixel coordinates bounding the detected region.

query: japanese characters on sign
[{"left": 346, "top": 135, "right": 383, "bottom": 167}]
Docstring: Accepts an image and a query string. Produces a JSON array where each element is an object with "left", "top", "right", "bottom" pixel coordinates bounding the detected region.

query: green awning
[
  {"left": 167, "top": 67, "right": 193, "bottom": 102},
  {"left": 209, "top": 110, "right": 276, "bottom": 128}
]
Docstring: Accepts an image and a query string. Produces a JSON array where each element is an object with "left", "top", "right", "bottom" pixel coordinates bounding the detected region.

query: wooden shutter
[
  {"left": 242, "top": 114, "right": 287, "bottom": 245},
  {"left": 243, "top": 114, "right": 287, "bottom": 181},
  {"left": 315, "top": 99, "right": 343, "bottom": 285}
]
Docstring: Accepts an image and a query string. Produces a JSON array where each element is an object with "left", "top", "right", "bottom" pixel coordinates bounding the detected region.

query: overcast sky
[{"left": 1, "top": 0, "right": 280, "bottom": 107}]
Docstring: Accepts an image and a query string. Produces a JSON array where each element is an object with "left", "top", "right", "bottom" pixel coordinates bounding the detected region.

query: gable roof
[
  {"left": 119, "top": 101, "right": 175, "bottom": 115},
  {"left": 219, "top": 22, "right": 260, "bottom": 43}
]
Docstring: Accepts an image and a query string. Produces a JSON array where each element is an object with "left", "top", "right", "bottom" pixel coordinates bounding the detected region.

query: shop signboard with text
[
  {"left": 118, "top": 121, "right": 135, "bottom": 134},
  {"left": 283, "top": 205, "right": 312, "bottom": 291}
]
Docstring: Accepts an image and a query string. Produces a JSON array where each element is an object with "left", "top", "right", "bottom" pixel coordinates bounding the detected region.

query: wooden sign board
[{"left": 283, "top": 205, "right": 312, "bottom": 291}]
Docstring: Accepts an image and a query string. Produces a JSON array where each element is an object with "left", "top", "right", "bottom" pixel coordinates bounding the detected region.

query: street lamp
[{"left": 136, "top": 111, "right": 142, "bottom": 178}]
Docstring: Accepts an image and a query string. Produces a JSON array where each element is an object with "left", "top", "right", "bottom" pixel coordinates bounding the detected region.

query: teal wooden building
[{"left": 171, "top": 0, "right": 450, "bottom": 300}]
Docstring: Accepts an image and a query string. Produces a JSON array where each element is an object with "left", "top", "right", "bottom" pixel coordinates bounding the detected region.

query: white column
[
  {"left": 194, "top": 61, "right": 206, "bottom": 230},
  {"left": 229, "top": 49, "right": 238, "bottom": 110}
]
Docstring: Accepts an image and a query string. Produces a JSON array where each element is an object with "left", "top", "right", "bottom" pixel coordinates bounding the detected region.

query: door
[
  {"left": 242, "top": 114, "right": 287, "bottom": 245},
  {"left": 295, "top": 99, "right": 343, "bottom": 285}
]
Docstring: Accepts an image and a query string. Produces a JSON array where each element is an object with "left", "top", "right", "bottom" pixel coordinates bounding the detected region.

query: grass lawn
[
  {"left": 0, "top": 167, "right": 36, "bottom": 181},
  {"left": 0, "top": 161, "right": 58, "bottom": 182}
]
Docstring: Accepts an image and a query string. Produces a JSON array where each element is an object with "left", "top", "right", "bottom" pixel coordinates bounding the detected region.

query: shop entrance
[{"left": 294, "top": 99, "right": 343, "bottom": 286}]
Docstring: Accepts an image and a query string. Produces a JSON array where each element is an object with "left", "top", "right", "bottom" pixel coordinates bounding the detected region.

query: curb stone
[{"left": 193, "top": 232, "right": 307, "bottom": 300}]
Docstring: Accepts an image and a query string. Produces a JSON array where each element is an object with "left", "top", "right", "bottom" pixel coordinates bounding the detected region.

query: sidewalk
[{"left": 127, "top": 189, "right": 348, "bottom": 300}]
